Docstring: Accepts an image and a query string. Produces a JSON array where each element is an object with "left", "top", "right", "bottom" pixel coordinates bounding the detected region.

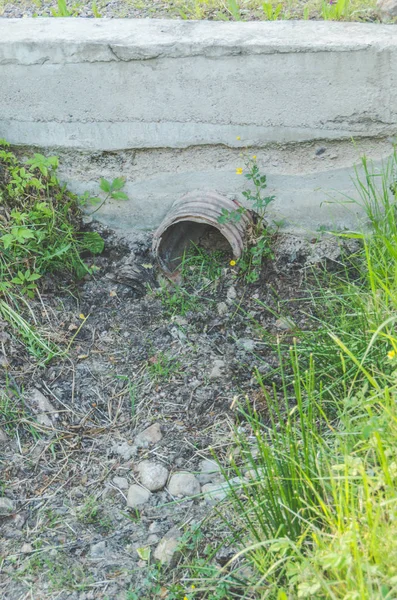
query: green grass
[{"left": 176, "top": 150, "right": 397, "bottom": 598}]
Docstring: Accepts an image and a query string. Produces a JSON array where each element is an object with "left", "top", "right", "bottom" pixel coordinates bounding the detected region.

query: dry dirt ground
[{"left": 0, "top": 224, "right": 353, "bottom": 600}]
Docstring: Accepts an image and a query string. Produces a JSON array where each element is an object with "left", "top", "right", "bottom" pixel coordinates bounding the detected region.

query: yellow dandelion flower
[
  {"left": 183, "top": 597, "right": 189, "bottom": 600},
  {"left": 388, "top": 349, "right": 396, "bottom": 360},
  {"left": 252, "top": 155, "right": 257, "bottom": 159},
  {"left": 191, "top": 585, "right": 196, "bottom": 589},
  {"left": 236, "top": 167, "right": 243, "bottom": 175},
  {"left": 230, "top": 259, "right": 237, "bottom": 267},
  {"left": 236, "top": 136, "right": 241, "bottom": 140}
]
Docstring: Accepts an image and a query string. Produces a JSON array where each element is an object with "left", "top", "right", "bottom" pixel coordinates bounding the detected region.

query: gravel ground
[{"left": 0, "top": 220, "right": 356, "bottom": 599}]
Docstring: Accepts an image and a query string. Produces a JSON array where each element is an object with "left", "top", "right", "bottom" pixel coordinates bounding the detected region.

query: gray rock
[
  {"left": 168, "top": 472, "right": 201, "bottom": 497},
  {"left": 0, "top": 497, "right": 15, "bottom": 515},
  {"left": 209, "top": 359, "right": 225, "bottom": 381},
  {"left": 127, "top": 484, "right": 151, "bottom": 509},
  {"left": 135, "top": 423, "right": 162, "bottom": 448},
  {"left": 21, "top": 542, "right": 33, "bottom": 553},
  {"left": 217, "top": 302, "right": 228, "bottom": 317},
  {"left": 90, "top": 541, "right": 107, "bottom": 558},
  {"left": 154, "top": 527, "right": 182, "bottom": 565},
  {"left": 138, "top": 460, "right": 168, "bottom": 492},
  {"left": 112, "top": 441, "right": 137, "bottom": 461},
  {"left": 113, "top": 476, "right": 129, "bottom": 490},
  {"left": 315, "top": 146, "right": 326, "bottom": 156},
  {"left": 202, "top": 478, "right": 242, "bottom": 503},
  {"left": 377, "top": 0, "right": 397, "bottom": 17},
  {"left": 197, "top": 459, "right": 222, "bottom": 485},
  {"left": 36, "top": 413, "right": 53, "bottom": 427},
  {"left": 226, "top": 286, "right": 237, "bottom": 304},
  {"left": 237, "top": 338, "right": 256, "bottom": 352},
  {"left": 29, "top": 388, "right": 57, "bottom": 416},
  {"left": 275, "top": 317, "right": 294, "bottom": 331}
]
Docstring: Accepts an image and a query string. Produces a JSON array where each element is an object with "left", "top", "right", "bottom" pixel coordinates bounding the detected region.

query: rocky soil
[{"left": 0, "top": 224, "right": 355, "bottom": 599}]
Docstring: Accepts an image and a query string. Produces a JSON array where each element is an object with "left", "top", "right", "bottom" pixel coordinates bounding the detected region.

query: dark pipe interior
[{"left": 157, "top": 221, "right": 233, "bottom": 272}]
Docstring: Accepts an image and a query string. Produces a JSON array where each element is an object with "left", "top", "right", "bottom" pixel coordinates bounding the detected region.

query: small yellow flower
[
  {"left": 230, "top": 259, "right": 237, "bottom": 267},
  {"left": 236, "top": 136, "right": 241, "bottom": 140},
  {"left": 388, "top": 349, "right": 396, "bottom": 360},
  {"left": 236, "top": 167, "right": 243, "bottom": 175},
  {"left": 79, "top": 313, "right": 86, "bottom": 320},
  {"left": 252, "top": 155, "right": 257, "bottom": 159},
  {"left": 183, "top": 597, "right": 189, "bottom": 600},
  {"left": 191, "top": 585, "right": 196, "bottom": 589}
]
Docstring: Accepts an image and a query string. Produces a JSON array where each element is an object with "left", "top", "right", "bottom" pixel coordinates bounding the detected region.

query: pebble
[
  {"left": 202, "top": 478, "right": 242, "bottom": 503},
  {"left": 217, "top": 302, "right": 228, "bottom": 317},
  {"left": 127, "top": 484, "right": 151, "bottom": 509},
  {"left": 209, "top": 359, "right": 225, "bottom": 381},
  {"left": 236, "top": 338, "right": 256, "bottom": 352},
  {"left": 226, "top": 286, "right": 237, "bottom": 304},
  {"left": 138, "top": 460, "right": 169, "bottom": 492},
  {"left": 135, "top": 423, "right": 162, "bottom": 448},
  {"left": 275, "top": 317, "right": 294, "bottom": 331},
  {"left": 377, "top": 0, "right": 397, "bottom": 17},
  {"left": 0, "top": 497, "right": 15, "bottom": 515},
  {"left": 90, "top": 541, "right": 107, "bottom": 559},
  {"left": 154, "top": 527, "right": 182, "bottom": 565},
  {"left": 315, "top": 146, "right": 326, "bottom": 156},
  {"left": 112, "top": 476, "right": 129, "bottom": 490},
  {"left": 29, "top": 388, "right": 57, "bottom": 418},
  {"left": 21, "top": 542, "right": 33, "bottom": 553},
  {"left": 168, "top": 472, "right": 201, "bottom": 497},
  {"left": 112, "top": 441, "right": 137, "bottom": 461},
  {"left": 197, "top": 459, "right": 222, "bottom": 485}
]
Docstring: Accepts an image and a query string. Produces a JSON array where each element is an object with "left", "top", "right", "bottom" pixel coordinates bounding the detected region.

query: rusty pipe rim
[{"left": 152, "top": 191, "right": 253, "bottom": 273}]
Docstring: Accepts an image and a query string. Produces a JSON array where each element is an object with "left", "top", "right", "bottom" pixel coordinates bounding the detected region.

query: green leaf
[
  {"left": 110, "top": 177, "right": 126, "bottom": 191},
  {"left": 136, "top": 546, "right": 150, "bottom": 561},
  {"left": 99, "top": 178, "right": 111, "bottom": 193},
  {"left": 11, "top": 277, "right": 23, "bottom": 285},
  {"left": 1, "top": 234, "right": 14, "bottom": 249},
  {"left": 28, "top": 273, "right": 42, "bottom": 281},
  {"left": 81, "top": 232, "right": 105, "bottom": 255},
  {"left": 111, "top": 191, "right": 128, "bottom": 201}
]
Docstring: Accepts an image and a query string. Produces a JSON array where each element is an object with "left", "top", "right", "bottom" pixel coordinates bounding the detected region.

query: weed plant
[{"left": 180, "top": 151, "right": 397, "bottom": 598}]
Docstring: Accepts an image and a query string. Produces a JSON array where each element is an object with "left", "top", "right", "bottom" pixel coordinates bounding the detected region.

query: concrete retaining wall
[{"left": 1, "top": 19, "right": 397, "bottom": 232}]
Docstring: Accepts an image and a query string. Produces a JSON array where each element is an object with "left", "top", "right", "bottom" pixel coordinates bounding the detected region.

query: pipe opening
[{"left": 156, "top": 221, "right": 233, "bottom": 273}]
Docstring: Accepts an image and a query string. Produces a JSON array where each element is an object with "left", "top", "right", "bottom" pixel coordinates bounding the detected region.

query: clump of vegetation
[
  {"left": 0, "top": 139, "right": 105, "bottom": 299},
  {"left": 175, "top": 150, "right": 397, "bottom": 598},
  {"left": 219, "top": 156, "right": 275, "bottom": 283}
]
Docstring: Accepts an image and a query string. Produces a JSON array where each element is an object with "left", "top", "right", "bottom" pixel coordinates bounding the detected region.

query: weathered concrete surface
[{"left": 1, "top": 20, "right": 397, "bottom": 230}]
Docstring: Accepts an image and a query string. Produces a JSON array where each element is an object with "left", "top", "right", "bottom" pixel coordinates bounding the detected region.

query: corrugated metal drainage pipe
[{"left": 152, "top": 191, "right": 253, "bottom": 273}]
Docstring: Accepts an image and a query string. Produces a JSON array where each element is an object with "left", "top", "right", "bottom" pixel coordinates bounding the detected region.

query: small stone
[
  {"left": 226, "top": 286, "right": 237, "bottom": 304},
  {"left": 0, "top": 497, "right": 15, "bottom": 515},
  {"left": 154, "top": 527, "right": 182, "bottom": 566},
  {"left": 138, "top": 460, "right": 169, "bottom": 492},
  {"left": 113, "top": 476, "right": 129, "bottom": 490},
  {"left": 36, "top": 413, "right": 53, "bottom": 427},
  {"left": 197, "top": 459, "right": 222, "bottom": 485},
  {"left": 377, "top": 0, "right": 397, "bottom": 17},
  {"left": 237, "top": 338, "right": 256, "bottom": 352},
  {"left": 217, "top": 302, "right": 228, "bottom": 317},
  {"left": 168, "top": 472, "right": 201, "bottom": 497},
  {"left": 29, "top": 388, "right": 57, "bottom": 417},
  {"left": 275, "top": 317, "right": 294, "bottom": 331},
  {"left": 0, "top": 428, "right": 8, "bottom": 444},
  {"left": 315, "top": 146, "right": 326, "bottom": 156},
  {"left": 202, "top": 478, "right": 242, "bottom": 503},
  {"left": 21, "top": 542, "right": 33, "bottom": 554},
  {"left": 112, "top": 441, "right": 136, "bottom": 461},
  {"left": 135, "top": 423, "right": 162, "bottom": 448},
  {"left": 146, "top": 534, "right": 159, "bottom": 545},
  {"left": 90, "top": 541, "right": 107, "bottom": 559},
  {"left": 209, "top": 359, "right": 225, "bottom": 381},
  {"left": 127, "top": 484, "right": 151, "bottom": 509}
]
